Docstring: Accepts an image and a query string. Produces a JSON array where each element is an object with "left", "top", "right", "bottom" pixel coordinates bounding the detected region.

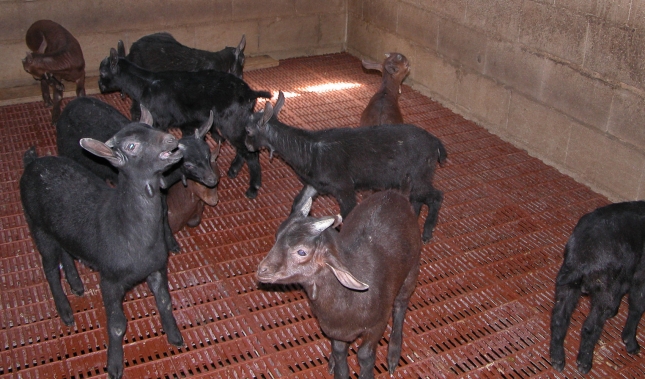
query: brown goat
[
  {"left": 167, "top": 145, "right": 220, "bottom": 234},
  {"left": 359, "top": 53, "right": 410, "bottom": 126},
  {"left": 22, "top": 20, "right": 86, "bottom": 123}
]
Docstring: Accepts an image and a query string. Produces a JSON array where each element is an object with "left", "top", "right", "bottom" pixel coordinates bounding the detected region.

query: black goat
[
  {"left": 257, "top": 188, "right": 421, "bottom": 378},
  {"left": 550, "top": 201, "right": 645, "bottom": 374},
  {"left": 56, "top": 96, "right": 218, "bottom": 252},
  {"left": 245, "top": 91, "right": 446, "bottom": 242},
  {"left": 20, "top": 123, "right": 184, "bottom": 379},
  {"left": 119, "top": 33, "right": 246, "bottom": 121},
  {"left": 98, "top": 47, "right": 271, "bottom": 199}
]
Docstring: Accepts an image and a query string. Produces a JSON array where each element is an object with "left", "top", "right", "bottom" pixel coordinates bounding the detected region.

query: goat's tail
[
  {"left": 437, "top": 140, "right": 448, "bottom": 166},
  {"left": 399, "top": 174, "right": 413, "bottom": 197},
  {"left": 254, "top": 90, "right": 273, "bottom": 100},
  {"left": 22, "top": 146, "right": 38, "bottom": 168},
  {"left": 555, "top": 243, "right": 583, "bottom": 287}
]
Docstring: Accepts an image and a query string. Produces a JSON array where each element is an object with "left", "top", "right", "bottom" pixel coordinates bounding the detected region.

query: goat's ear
[
  {"left": 80, "top": 138, "right": 125, "bottom": 167},
  {"left": 325, "top": 255, "right": 369, "bottom": 291},
  {"left": 117, "top": 40, "right": 126, "bottom": 58},
  {"left": 139, "top": 104, "right": 154, "bottom": 126},
  {"left": 308, "top": 216, "right": 336, "bottom": 235},
  {"left": 362, "top": 59, "right": 383, "bottom": 73},
  {"left": 109, "top": 48, "right": 119, "bottom": 73},
  {"left": 236, "top": 34, "right": 246, "bottom": 54},
  {"left": 274, "top": 91, "right": 286, "bottom": 117},
  {"left": 196, "top": 111, "right": 213, "bottom": 139},
  {"left": 261, "top": 102, "right": 274, "bottom": 126},
  {"left": 37, "top": 37, "right": 47, "bottom": 54},
  {"left": 296, "top": 197, "right": 313, "bottom": 217}
]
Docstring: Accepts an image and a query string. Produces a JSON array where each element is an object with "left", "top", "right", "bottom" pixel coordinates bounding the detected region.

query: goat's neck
[
  {"left": 30, "top": 52, "right": 75, "bottom": 72},
  {"left": 118, "top": 61, "right": 156, "bottom": 100},
  {"left": 380, "top": 76, "right": 402, "bottom": 98},
  {"left": 267, "top": 121, "right": 318, "bottom": 174},
  {"left": 113, "top": 173, "right": 164, "bottom": 226}
]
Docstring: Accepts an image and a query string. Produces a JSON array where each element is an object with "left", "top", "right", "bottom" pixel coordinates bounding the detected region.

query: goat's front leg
[
  {"left": 39, "top": 76, "right": 53, "bottom": 106},
  {"left": 100, "top": 278, "right": 127, "bottom": 379},
  {"left": 146, "top": 270, "right": 183, "bottom": 346},
  {"left": 75, "top": 75, "right": 86, "bottom": 97},
  {"left": 336, "top": 188, "right": 357, "bottom": 218},
  {"left": 227, "top": 153, "right": 245, "bottom": 179},
  {"left": 357, "top": 335, "right": 380, "bottom": 379},
  {"left": 161, "top": 194, "right": 180, "bottom": 253},
  {"left": 329, "top": 339, "right": 349, "bottom": 378},
  {"left": 51, "top": 78, "right": 64, "bottom": 123},
  {"left": 244, "top": 150, "right": 262, "bottom": 199}
]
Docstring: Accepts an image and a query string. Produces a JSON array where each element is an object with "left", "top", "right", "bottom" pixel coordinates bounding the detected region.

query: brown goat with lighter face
[
  {"left": 22, "top": 20, "right": 86, "bottom": 123},
  {"left": 360, "top": 53, "right": 410, "bottom": 126}
]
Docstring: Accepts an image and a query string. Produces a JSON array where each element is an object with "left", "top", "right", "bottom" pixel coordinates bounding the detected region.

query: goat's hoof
[
  {"left": 71, "top": 287, "right": 85, "bottom": 297},
  {"left": 625, "top": 340, "right": 640, "bottom": 355},
  {"left": 107, "top": 366, "right": 124, "bottom": 379},
  {"left": 550, "top": 358, "right": 565, "bottom": 372},
  {"left": 60, "top": 313, "right": 75, "bottom": 327},
  {"left": 422, "top": 235, "right": 433, "bottom": 244},
  {"left": 227, "top": 167, "right": 239, "bottom": 179},
  {"left": 245, "top": 188, "right": 258, "bottom": 199},
  {"left": 576, "top": 360, "right": 592, "bottom": 374},
  {"left": 327, "top": 355, "right": 335, "bottom": 374},
  {"left": 168, "top": 333, "right": 184, "bottom": 347}
]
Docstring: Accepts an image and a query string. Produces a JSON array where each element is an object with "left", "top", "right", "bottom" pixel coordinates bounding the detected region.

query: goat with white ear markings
[
  {"left": 257, "top": 187, "right": 421, "bottom": 379},
  {"left": 550, "top": 201, "right": 645, "bottom": 374},
  {"left": 21, "top": 123, "right": 184, "bottom": 379}
]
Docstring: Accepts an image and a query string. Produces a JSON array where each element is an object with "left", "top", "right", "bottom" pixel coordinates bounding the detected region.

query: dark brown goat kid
[
  {"left": 257, "top": 187, "right": 421, "bottom": 379},
  {"left": 360, "top": 53, "right": 410, "bottom": 126},
  {"left": 22, "top": 20, "right": 86, "bottom": 123}
]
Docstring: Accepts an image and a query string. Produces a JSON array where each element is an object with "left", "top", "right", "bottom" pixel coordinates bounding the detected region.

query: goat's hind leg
[
  {"left": 388, "top": 261, "right": 419, "bottom": 374},
  {"left": 291, "top": 185, "right": 318, "bottom": 215},
  {"left": 576, "top": 282, "right": 623, "bottom": 374},
  {"left": 60, "top": 250, "right": 84, "bottom": 296},
  {"left": 33, "top": 229, "right": 75, "bottom": 326},
  {"left": 549, "top": 280, "right": 581, "bottom": 372},
  {"left": 413, "top": 187, "right": 443, "bottom": 243},
  {"left": 147, "top": 269, "right": 183, "bottom": 346},
  {"left": 622, "top": 275, "right": 645, "bottom": 354}
]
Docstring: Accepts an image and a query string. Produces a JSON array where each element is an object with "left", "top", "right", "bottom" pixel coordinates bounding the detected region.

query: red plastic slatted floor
[{"left": 1, "top": 53, "right": 643, "bottom": 378}]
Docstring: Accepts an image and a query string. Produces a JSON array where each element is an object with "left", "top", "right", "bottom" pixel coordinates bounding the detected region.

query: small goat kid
[
  {"left": 22, "top": 19, "right": 86, "bottom": 123},
  {"left": 550, "top": 201, "right": 645, "bottom": 374},
  {"left": 257, "top": 189, "right": 421, "bottom": 379},
  {"left": 360, "top": 52, "right": 410, "bottom": 126},
  {"left": 21, "top": 124, "right": 184, "bottom": 379},
  {"left": 245, "top": 91, "right": 446, "bottom": 242}
]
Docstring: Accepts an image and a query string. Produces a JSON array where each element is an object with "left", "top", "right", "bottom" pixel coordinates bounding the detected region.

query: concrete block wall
[
  {"left": 347, "top": 0, "right": 645, "bottom": 202},
  {"left": 0, "top": 0, "right": 347, "bottom": 88}
]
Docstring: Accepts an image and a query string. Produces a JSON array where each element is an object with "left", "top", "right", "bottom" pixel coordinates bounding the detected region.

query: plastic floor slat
[{"left": 0, "top": 52, "right": 642, "bottom": 378}]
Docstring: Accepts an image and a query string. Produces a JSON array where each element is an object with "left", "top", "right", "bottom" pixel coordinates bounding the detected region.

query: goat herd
[{"left": 16, "top": 20, "right": 645, "bottom": 379}]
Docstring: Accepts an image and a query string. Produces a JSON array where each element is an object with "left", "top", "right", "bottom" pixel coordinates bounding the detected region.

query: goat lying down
[
  {"left": 22, "top": 19, "right": 86, "bottom": 123},
  {"left": 245, "top": 91, "right": 446, "bottom": 242},
  {"left": 21, "top": 123, "right": 184, "bottom": 379},
  {"left": 550, "top": 201, "right": 645, "bottom": 374},
  {"left": 257, "top": 187, "right": 421, "bottom": 378}
]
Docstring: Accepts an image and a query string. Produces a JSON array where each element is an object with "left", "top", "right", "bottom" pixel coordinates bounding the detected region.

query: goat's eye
[
  {"left": 297, "top": 249, "right": 307, "bottom": 257},
  {"left": 125, "top": 142, "right": 136, "bottom": 151}
]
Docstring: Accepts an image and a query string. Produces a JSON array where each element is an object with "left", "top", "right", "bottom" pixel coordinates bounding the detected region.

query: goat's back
[
  {"left": 56, "top": 97, "right": 128, "bottom": 183},
  {"left": 558, "top": 201, "right": 645, "bottom": 287},
  {"left": 26, "top": 20, "right": 77, "bottom": 54},
  {"left": 127, "top": 32, "right": 238, "bottom": 73}
]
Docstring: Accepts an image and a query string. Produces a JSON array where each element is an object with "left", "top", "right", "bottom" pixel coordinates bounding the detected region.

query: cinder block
[
  {"left": 363, "top": 0, "right": 399, "bottom": 34},
  {"left": 437, "top": 18, "right": 487, "bottom": 74},
  {"left": 464, "top": 0, "right": 522, "bottom": 41},
  {"left": 594, "top": 0, "right": 631, "bottom": 25},
  {"left": 417, "top": 0, "right": 467, "bottom": 23},
  {"left": 295, "top": 0, "right": 346, "bottom": 15},
  {"left": 347, "top": 18, "right": 385, "bottom": 59},
  {"left": 454, "top": 70, "right": 510, "bottom": 129},
  {"left": 319, "top": 12, "right": 348, "bottom": 47},
  {"left": 566, "top": 123, "right": 645, "bottom": 200},
  {"left": 78, "top": 32, "right": 131, "bottom": 77},
  {"left": 629, "top": 1, "right": 645, "bottom": 29},
  {"left": 519, "top": 1, "right": 587, "bottom": 65},
  {"left": 0, "top": 41, "right": 35, "bottom": 88},
  {"left": 586, "top": 20, "right": 645, "bottom": 91},
  {"left": 506, "top": 93, "right": 573, "bottom": 165},
  {"left": 607, "top": 88, "right": 645, "bottom": 151},
  {"left": 259, "top": 15, "right": 320, "bottom": 52},
  {"left": 194, "top": 22, "right": 259, "bottom": 55},
  {"left": 637, "top": 173, "right": 645, "bottom": 200},
  {"left": 484, "top": 40, "right": 548, "bottom": 99},
  {"left": 232, "top": 0, "right": 296, "bottom": 21},
  {"left": 539, "top": 59, "right": 613, "bottom": 131},
  {"left": 411, "top": 47, "right": 459, "bottom": 104},
  {"left": 396, "top": 2, "right": 438, "bottom": 48},
  {"left": 348, "top": 0, "right": 363, "bottom": 18}
]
